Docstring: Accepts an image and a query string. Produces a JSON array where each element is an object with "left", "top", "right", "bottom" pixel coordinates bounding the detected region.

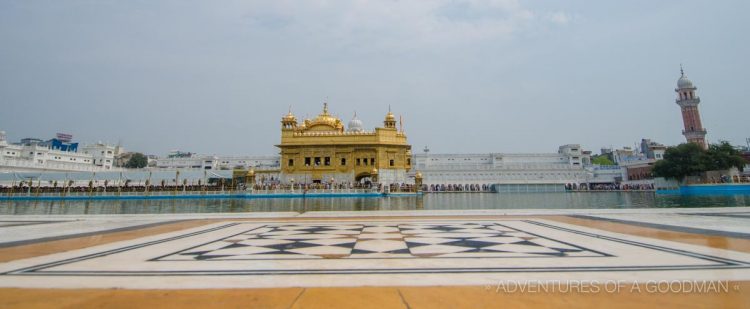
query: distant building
[
  {"left": 115, "top": 152, "right": 145, "bottom": 168},
  {"left": 586, "top": 165, "right": 623, "bottom": 185},
  {"left": 153, "top": 152, "right": 279, "bottom": 171},
  {"left": 595, "top": 139, "right": 667, "bottom": 184},
  {"left": 742, "top": 150, "right": 750, "bottom": 164},
  {"left": 167, "top": 150, "right": 194, "bottom": 158},
  {"left": 216, "top": 156, "right": 280, "bottom": 171},
  {"left": 0, "top": 131, "right": 120, "bottom": 172},
  {"left": 412, "top": 144, "right": 591, "bottom": 189},
  {"left": 155, "top": 153, "right": 217, "bottom": 170},
  {"left": 621, "top": 160, "right": 656, "bottom": 182},
  {"left": 146, "top": 155, "right": 158, "bottom": 167},
  {"left": 610, "top": 147, "right": 636, "bottom": 165},
  {"left": 81, "top": 142, "right": 118, "bottom": 170},
  {"left": 618, "top": 139, "right": 667, "bottom": 182},
  {"left": 640, "top": 139, "right": 666, "bottom": 160}
]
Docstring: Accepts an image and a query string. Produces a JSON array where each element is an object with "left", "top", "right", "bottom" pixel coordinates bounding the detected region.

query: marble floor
[{"left": 0, "top": 208, "right": 749, "bottom": 307}]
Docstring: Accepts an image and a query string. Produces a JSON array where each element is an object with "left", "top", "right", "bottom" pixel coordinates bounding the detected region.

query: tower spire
[{"left": 680, "top": 64, "right": 684, "bottom": 77}]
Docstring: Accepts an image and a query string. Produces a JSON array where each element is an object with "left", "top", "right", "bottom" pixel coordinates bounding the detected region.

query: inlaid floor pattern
[{"left": 168, "top": 222, "right": 596, "bottom": 260}]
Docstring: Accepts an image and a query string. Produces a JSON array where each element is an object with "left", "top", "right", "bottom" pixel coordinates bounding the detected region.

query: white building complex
[
  {"left": 153, "top": 151, "right": 280, "bottom": 171},
  {"left": 151, "top": 145, "right": 594, "bottom": 189},
  {"left": 148, "top": 145, "right": 593, "bottom": 192},
  {"left": 0, "top": 131, "right": 120, "bottom": 172},
  {"left": 1, "top": 127, "right": 667, "bottom": 192},
  {"left": 412, "top": 145, "right": 591, "bottom": 192}
]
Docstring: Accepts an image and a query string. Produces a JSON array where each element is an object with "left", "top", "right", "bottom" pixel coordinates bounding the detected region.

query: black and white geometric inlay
[
  {"left": 162, "top": 222, "right": 606, "bottom": 261},
  {"left": 4, "top": 219, "right": 750, "bottom": 283}
]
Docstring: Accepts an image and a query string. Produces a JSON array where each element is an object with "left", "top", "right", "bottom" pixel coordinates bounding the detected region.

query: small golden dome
[
  {"left": 248, "top": 169, "right": 255, "bottom": 176},
  {"left": 385, "top": 111, "right": 396, "bottom": 122},
  {"left": 415, "top": 171, "right": 423, "bottom": 179},
  {"left": 282, "top": 107, "right": 297, "bottom": 122},
  {"left": 371, "top": 168, "right": 378, "bottom": 174}
]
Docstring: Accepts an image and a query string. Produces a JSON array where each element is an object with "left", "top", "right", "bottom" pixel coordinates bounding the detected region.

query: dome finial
[
  {"left": 677, "top": 65, "right": 694, "bottom": 89},
  {"left": 286, "top": 105, "right": 294, "bottom": 117},
  {"left": 282, "top": 105, "right": 297, "bottom": 122},
  {"left": 323, "top": 97, "right": 329, "bottom": 115}
]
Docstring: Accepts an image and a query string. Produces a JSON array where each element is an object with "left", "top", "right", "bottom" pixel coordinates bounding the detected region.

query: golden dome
[
  {"left": 248, "top": 169, "right": 255, "bottom": 176},
  {"left": 385, "top": 111, "right": 396, "bottom": 122},
  {"left": 415, "top": 171, "right": 423, "bottom": 179},
  {"left": 383, "top": 106, "right": 397, "bottom": 129},
  {"left": 282, "top": 107, "right": 297, "bottom": 122},
  {"left": 371, "top": 168, "right": 378, "bottom": 174},
  {"left": 306, "top": 103, "right": 344, "bottom": 131}
]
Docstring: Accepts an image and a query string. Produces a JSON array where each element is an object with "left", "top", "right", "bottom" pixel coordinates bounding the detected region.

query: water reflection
[{"left": 1, "top": 192, "right": 748, "bottom": 215}]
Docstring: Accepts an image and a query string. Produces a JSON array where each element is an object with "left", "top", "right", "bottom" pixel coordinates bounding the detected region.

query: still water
[{"left": 1, "top": 192, "right": 750, "bottom": 215}]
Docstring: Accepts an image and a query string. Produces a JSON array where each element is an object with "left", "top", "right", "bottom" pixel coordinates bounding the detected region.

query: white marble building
[
  {"left": 0, "top": 131, "right": 120, "bottom": 172},
  {"left": 81, "top": 143, "right": 118, "bottom": 170},
  {"left": 153, "top": 153, "right": 279, "bottom": 171},
  {"left": 411, "top": 145, "right": 591, "bottom": 188}
]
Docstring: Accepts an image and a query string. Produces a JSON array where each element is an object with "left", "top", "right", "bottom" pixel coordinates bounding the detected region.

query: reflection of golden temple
[{"left": 277, "top": 102, "right": 411, "bottom": 185}]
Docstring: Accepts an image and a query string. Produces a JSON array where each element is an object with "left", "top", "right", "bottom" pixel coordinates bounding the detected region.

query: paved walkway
[{"left": 1, "top": 208, "right": 749, "bottom": 308}]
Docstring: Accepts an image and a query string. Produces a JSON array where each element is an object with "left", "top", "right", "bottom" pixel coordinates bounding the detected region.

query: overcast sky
[{"left": 1, "top": 1, "right": 748, "bottom": 156}]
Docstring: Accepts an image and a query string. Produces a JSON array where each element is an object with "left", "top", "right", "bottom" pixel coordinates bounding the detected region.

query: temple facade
[{"left": 276, "top": 103, "right": 412, "bottom": 185}]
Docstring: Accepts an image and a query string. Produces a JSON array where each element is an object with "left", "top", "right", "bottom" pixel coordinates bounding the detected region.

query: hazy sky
[{"left": 1, "top": 1, "right": 748, "bottom": 156}]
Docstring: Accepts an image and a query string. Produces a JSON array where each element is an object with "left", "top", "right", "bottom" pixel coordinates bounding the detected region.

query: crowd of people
[
  {"left": 250, "top": 182, "right": 378, "bottom": 191},
  {"left": 12, "top": 180, "right": 719, "bottom": 195},
  {"left": 252, "top": 183, "right": 423, "bottom": 193},
  {"left": 565, "top": 183, "right": 655, "bottom": 191},
  {"left": 427, "top": 183, "right": 491, "bottom": 192},
  {"left": 1, "top": 182, "right": 489, "bottom": 195},
  {"left": 0, "top": 184, "right": 234, "bottom": 195}
]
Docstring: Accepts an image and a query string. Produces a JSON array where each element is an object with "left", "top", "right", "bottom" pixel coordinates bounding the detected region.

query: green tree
[
  {"left": 652, "top": 141, "right": 745, "bottom": 180},
  {"left": 125, "top": 153, "right": 148, "bottom": 169},
  {"left": 591, "top": 155, "right": 615, "bottom": 166},
  {"left": 703, "top": 141, "right": 746, "bottom": 172},
  {"left": 652, "top": 143, "right": 706, "bottom": 180}
]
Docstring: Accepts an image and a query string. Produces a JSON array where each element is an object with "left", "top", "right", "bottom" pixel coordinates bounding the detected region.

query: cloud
[
  {"left": 545, "top": 11, "right": 571, "bottom": 25},
  {"left": 240, "top": 0, "right": 559, "bottom": 51}
]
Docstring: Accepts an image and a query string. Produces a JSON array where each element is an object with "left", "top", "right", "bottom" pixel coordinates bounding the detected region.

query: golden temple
[{"left": 277, "top": 103, "right": 412, "bottom": 185}]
